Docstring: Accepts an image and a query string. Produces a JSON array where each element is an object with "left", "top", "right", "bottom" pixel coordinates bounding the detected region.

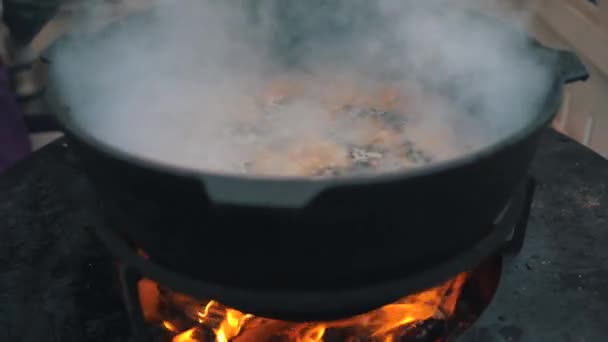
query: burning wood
[{"left": 138, "top": 273, "right": 469, "bottom": 342}]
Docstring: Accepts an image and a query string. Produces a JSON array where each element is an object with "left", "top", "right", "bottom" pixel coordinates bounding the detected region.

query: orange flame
[
  {"left": 138, "top": 273, "right": 468, "bottom": 342},
  {"left": 173, "top": 328, "right": 199, "bottom": 342}
]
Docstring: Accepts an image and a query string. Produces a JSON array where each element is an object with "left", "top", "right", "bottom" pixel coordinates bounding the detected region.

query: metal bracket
[
  {"left": 502, "top": 177, "right": 536, "bottom": 255},
  {"left": 117, "top": 263, "right": 151, "bottom": 342}
]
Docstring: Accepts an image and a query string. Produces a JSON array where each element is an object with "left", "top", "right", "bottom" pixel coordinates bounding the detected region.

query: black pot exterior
[
  {"left": 66, "top": 49, "right": 586, "bottom": 291},
  {"left": 71, "top": 113, "right": 540, "bottom": 287},
  {"left": 46, "top": 9, "right": 589, "bottom": 318}
]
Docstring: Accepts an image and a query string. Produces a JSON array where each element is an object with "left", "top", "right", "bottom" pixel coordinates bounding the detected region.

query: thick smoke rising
[{"left": 50, "top": 0, "right": 553, "bottom": 177}]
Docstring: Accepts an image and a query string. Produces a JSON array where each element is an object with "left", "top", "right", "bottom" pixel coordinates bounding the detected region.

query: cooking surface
[{"left": 0, "top": 128, "right": 607, "bottom": 342}]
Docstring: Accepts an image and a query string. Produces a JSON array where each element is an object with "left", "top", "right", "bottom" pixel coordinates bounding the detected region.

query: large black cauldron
[{"left": 44, "top": 3, "right": 588, "bottom": 321}]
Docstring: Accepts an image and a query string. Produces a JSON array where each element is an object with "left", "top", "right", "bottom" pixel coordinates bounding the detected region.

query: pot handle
[
  {"left": 202, "top": 176, "right": 328, "bottom": 208},
  {"left": 554, "top": 49, "right": 589, "bottom": 84}
]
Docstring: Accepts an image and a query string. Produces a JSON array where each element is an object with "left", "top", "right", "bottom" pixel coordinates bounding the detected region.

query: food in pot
[{"left": 222, "top": 77, "right": 470, "bottom": 178}]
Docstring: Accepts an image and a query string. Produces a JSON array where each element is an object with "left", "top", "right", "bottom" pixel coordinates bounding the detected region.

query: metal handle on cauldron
[
  {"left": 554, "top": 49, "right": 589, "bottom": 84},
  {"left": 202, "top": 176, "right": 328, "bottom": 208}
]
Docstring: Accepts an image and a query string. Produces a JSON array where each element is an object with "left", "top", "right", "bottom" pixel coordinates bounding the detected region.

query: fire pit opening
[
  {"left": 93, "top": 175, "right": 532, "bottom": 342},
  {"left": 134, "top": 255, "right": 501, "bottom": 342}
]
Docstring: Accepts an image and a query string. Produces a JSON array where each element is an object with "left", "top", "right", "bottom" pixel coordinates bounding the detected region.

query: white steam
[{"left": 49, "top": 0, "right": 553, "bottom": 176}]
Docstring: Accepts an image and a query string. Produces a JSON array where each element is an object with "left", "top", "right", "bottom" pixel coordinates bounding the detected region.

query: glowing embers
[{"left": 137, "top": 273, "right": 469, "bottom": 342}]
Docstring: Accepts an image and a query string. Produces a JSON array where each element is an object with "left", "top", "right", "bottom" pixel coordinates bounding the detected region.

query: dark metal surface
[
  {"left": 0, "top": 129, "right": 607, "bottom": 341},
  {"left": 88, "top": 184, "right": 521, "bottom": 321},
  {"left": 501, "top": 178, "right": 536, "bottom": 255},
  {"left": 457, "top": 132, "right": 608, "bottom": 342}
]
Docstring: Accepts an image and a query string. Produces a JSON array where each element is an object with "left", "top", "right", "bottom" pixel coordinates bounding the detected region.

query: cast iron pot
[{"left": 44, "top": 7, "right": 588, "bottom": 320}]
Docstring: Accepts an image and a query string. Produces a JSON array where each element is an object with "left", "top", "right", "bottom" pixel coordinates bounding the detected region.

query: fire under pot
[{"left": 90, "top": 178, "right": 534, "bottom": 342}]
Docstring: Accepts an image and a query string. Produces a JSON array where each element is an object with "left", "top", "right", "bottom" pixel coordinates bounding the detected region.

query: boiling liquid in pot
[
  {"left": 224, "top": 76, "right": 482, "bottom": 178},
  {"left": 49, "top": 0, "right": 552, "bottom": 178}
]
